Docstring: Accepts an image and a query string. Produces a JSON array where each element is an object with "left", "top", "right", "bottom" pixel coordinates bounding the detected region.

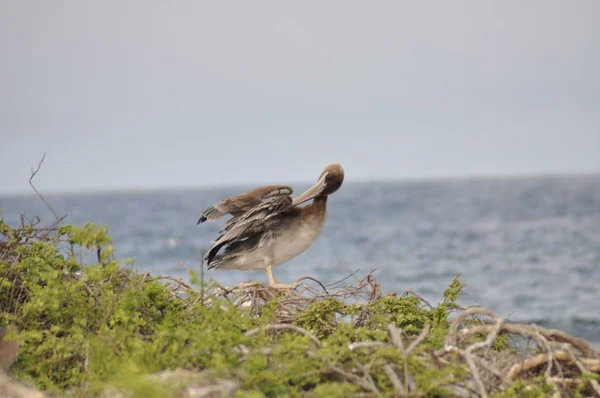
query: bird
[{"left": 197, "top": 163, "right": 344, "bottom": 288}]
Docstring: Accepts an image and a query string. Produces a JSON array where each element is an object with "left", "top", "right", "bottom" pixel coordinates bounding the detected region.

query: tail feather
[{"left": 204, "top": 239, "right": 227, "bottom": 269}]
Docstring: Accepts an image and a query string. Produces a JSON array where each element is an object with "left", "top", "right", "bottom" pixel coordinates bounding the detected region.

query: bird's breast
[{"left": 268, "top": 216, "right": 325, "bottom": 267}]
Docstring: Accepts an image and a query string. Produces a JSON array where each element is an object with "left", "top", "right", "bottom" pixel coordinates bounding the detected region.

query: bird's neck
[{"left": 303, "top": 196, "right": 328, "bottom": 220}]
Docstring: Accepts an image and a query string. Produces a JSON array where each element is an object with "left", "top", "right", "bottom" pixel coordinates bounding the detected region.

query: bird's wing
[
  {"left": 204, "top": 195, "right": 295, "bottom": 266},
  {"left": 197, "top": 185, "right": 293, "bottom": 224}
]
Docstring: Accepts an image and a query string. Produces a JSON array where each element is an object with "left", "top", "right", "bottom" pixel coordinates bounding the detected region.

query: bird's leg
[
  {"left": 265, "top": 264, "right": 299, "bottom": 290},
  {"left": 266, "top": 265, "right": 277, "bottom": 286}
]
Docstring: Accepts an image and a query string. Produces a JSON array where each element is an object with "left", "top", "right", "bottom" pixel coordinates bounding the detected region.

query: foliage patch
[{"left": 1, "top": 216, "right": 599, "bottom": 397}]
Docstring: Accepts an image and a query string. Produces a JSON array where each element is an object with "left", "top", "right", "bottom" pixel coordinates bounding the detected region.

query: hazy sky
[{"left": 1, "top": 1, "right": 599, "bottom": 194}]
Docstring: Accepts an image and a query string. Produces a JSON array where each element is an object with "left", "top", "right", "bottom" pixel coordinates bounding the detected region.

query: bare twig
[
  {"left": 533, "top": 324, "right": 554, "bottom": 379},
  {"left": 245, "top": 323, "right": 322, "bottom": 348},
  {"left": 325, "top": 269, "right": 361, "bottom": 287},
  {"left": 465, "top": 349, "right": 488, "bottom": 398},
  {"left": 473, "top": 356, "right": 510, "bottom": 387},
  {"left": 403, "top": 288, "right": 434, "bottom": 309},
  {"left": 386, "top": 323, "right": 427, "bottom": 394},
  {"left": 29, "top": 152, "right": 61, "bottom": 223},
  {"left": 348, "top": 341, "right": 387, "bottom": 351},
  {"left": 565, "top": 346, "right": 600, "bottom": 396},
  {"left": 294, "top": 276, "right": 329, "bottom": 294},
  {"left": 383, "top": 363, "right": 405, "bottom": 395},
  {"left": 436, "top": 308, "right": 508, "bottom": 398},
  {"left": 459, "top": 323, "right": 598, "bottom": 359},
  {"left": 154, "top": 275, "right": 196, "bottom": 291},
  {"left": 406, "top": 324, "right": 430, "bottom": 354},
  {"left": 325, "top": 366, "right": 382, "bottom": 396},
  {"left": 466, "top": 315, "right": 504, "bottom": 354},
  {"left": 547, "top": 377, "right": 582, "bottom": 386},
  {"left": 174, "top": 259, "right": 193, "bottom": 273},
  {"left": 446, "top": 307, "right": 502, "bottom": 347},
  {"left": 507, "top": 350, "right": 600, "bottom": 380},
  {"left": 387, "top": 324, "right": 405, "bottom": 352},
  {"left": 199, "top": 249, "right": 206, "bottom": 301}
]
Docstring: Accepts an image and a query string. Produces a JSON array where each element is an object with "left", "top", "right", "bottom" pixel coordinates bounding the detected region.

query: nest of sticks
[{"left": 156, "top": 271, "right": 600, "bottom": 397}]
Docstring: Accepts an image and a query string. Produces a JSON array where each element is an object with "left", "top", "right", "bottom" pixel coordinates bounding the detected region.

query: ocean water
[{"left": 1, "top": 174, "right": 600, "bottom": 346}]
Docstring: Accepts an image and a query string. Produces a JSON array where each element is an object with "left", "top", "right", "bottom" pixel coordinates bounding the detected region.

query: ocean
[{"left": 1, "top": 174, "right": 599, "bottom": 346}]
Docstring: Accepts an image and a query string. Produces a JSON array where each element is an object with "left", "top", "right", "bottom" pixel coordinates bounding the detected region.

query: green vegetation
[{"left": 1, "top": 215, "right": 599, "bottom": 397}]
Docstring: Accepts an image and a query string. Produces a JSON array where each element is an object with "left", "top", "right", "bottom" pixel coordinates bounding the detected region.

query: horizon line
[{"left": 1, "top": 169, "right": 599, "bottom": 198}]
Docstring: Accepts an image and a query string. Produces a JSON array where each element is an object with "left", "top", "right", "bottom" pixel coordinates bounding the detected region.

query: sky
[{"left": 1, "top": 1, "right": 599, "bottom": 194}]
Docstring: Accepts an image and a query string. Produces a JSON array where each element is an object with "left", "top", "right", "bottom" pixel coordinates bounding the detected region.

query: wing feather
[
  {"left": 204, "top": 195, "right": 293, "bottom": 266},
  {"left": 197, "top": 185, "right": 293, "bottom": 224}
]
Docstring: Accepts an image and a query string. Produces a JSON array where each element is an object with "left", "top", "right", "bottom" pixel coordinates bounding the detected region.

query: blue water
[{"left": 1, "top": 174, "right": 600, "bottom": 345}]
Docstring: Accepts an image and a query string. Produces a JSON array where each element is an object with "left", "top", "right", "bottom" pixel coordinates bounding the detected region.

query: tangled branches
[
  {"left": 437, "top": 307, "right": 600, "bottom": 397},
  {"left": 160, "top": 274, "right": 600, "bottom": 397},
  {"left": 2, "top": 217, "right": 600, "bottom": 396}
]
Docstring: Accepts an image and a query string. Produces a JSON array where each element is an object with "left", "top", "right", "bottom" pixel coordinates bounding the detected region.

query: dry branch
[
  {"left": 507, "top": 350, "right": 600, "bottom": 380},
  {"left": 155, "top": 270, "right": 600, "bottom": 396},
  {"left": 28, "top": 153, "right": 62, "bottom": 223},
  {"left": 460, "top": 323, "right": 598, "bottom": 359},
  {"left": 245, "top": 323, "right": 322, "bottom": 348}
]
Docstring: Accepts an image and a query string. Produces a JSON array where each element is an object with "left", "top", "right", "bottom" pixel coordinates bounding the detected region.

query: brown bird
[{"left": 197, "top": 164, "right": 344, "bottom": 288}]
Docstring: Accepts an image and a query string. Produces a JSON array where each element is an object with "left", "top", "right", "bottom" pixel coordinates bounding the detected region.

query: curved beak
[{"left": 291, "top": 174, "right": 327, "bottom": 206}]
